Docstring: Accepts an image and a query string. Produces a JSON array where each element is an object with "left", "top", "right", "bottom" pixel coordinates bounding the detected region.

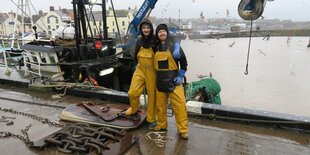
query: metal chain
[
  {"left": 119, "top": 113, "right": 141, "bottom": 121},
  {"left": 0, "top": 124, "right": 34, "bottom": 146},
  {"left": 134, "top": 136, "right": 143, "bottom": 155},
  {"left": 0, "top": 96, "right": 66, "bottom": 109},
  {"left": 0, "top": 107, "right": 63, "bottom": 127},
  {"left": 0, "top": 96, "right": 64, "bottom": 147},
  {"left": 44, "top": 123, "right": 127, "bottom": 154}
]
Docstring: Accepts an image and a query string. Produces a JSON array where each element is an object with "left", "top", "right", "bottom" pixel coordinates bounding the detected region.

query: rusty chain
[
  {"left": 44, "top": 123, "right": 127, "bottom": 154},
  {"left": 0, "top": 124, "right": 34, "bottom": 146},
  {"left": 0, "top": 96, "right": 64, "bottom": 147},
  {"left": 0, "top": 107, "right": 63, "bottom": 127},
  {"left": 102, "top": 112, "right": 141, "bottom": 122},
  {"left": 134, "top": 136, "right": 143, "bottom": 155},
  {"left": 0, "top": 96, "right": 139, "bottom": 154}
]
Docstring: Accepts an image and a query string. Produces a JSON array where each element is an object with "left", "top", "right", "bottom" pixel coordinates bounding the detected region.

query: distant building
[
  {"left": 230, "top": 26, "right": 240, "bottom": 32},
  {"left": 91, "top": 7, "right": 136, "bottom": 37},
  {"left": 0, "top": 13, "right": 9, "bottom": 36},
  {"left": 35, "top": 6, "right": 73, "bottom": 36},
  {"left": 34, "top": 6, "right": 136, "bottom": 38},
  {"left": 234, "top": 23, "right": 246, "bottom": 29},
  {"left": 180, "top": 21, "right": 192, "bottom": 31},
  {"left": 0, "top": 12, "right": 31, "bottom": 37}
]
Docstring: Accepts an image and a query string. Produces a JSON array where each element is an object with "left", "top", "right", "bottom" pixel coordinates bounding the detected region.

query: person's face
[
  {"left": 157, "top": 29, "right": 167, "bottom": 41},
  {"left": 141, "top": 24, "right": 151, "bottom": 36}
]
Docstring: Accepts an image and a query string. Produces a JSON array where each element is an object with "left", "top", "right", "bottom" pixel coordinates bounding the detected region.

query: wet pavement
[{"left": 1, "top": 86, "right": 310, "bottom": 155}]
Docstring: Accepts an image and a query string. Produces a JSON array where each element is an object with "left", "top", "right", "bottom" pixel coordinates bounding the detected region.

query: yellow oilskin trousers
[
  {"left": 154, "top": 50, "right": 189, "bottom": 134},
  {"left": 127, "top": 47, "right": 156, "bottom": 123}
]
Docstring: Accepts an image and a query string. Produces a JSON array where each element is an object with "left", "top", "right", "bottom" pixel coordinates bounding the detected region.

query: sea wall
[{"left": 188, "top": 29, "right": 310, "bottom": 40}]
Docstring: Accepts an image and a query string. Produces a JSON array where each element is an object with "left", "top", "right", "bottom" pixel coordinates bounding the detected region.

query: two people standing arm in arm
[{"left": 124, "top": 21, "right": 189, "bottom": 139}]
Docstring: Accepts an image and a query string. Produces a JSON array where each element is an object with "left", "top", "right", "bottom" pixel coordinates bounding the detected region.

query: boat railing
[
  {"left": 1, "top": 49, "right": 10, "bottom": 75},
  {"left": 23, "top": 51, "right": 41, "bottom": 77},
  {"left": 22, "top": 47, "right": 63, "bottom": 77},
  {"left": 0, "top": 37, "right": 21, "bottom": 49}
]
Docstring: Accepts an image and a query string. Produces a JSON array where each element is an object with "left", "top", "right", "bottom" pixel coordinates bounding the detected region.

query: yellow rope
[{"left": 145, "top": 131, "right": 170, "bottom": 147}]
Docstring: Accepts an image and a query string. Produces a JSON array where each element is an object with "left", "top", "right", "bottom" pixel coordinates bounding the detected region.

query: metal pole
[
  {"left": 26, "top": 0, "right": 34, "bottom": 44},
  {"left": 72, "top": 0, "right": 81, "bottom": 60},
  {"left": 178, "top": 9, "right": 180, "bottom": 29},
  {"left": 21, "top": 0, "right": 25, "bottom": 45},
  {"left": 102, "top": 0, "right": 108, "bottom": 40},
  {"left": 11, "top": 0, "right": 20, "bottom": 49},
  {"left": 3, "top": 50, "right": 10, "bottom": 75},
  {"left": 110, "top": 0, "right": 122, "bottom": 44}
]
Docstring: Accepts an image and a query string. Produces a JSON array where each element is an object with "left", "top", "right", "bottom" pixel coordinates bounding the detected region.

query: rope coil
[{"left": 145, "top": 132, "right": 170, "bottom": 147}]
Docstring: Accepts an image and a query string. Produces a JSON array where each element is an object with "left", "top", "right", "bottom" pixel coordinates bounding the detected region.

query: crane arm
[{"left": 117, "top": 0, "right": 158, "bottom": 49}]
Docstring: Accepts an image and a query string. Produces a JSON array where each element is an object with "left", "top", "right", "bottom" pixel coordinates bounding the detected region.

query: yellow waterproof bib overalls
[
  {"left": 154, "top": 49, "right": 189, "bottom": 134},
  {"left": 127, "top": 47, "right": 156, "bottom": 123}
]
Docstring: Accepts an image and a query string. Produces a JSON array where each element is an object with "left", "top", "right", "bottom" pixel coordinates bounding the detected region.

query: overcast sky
[{"left": 1, "top": 0, "right": 309, "bottom": 21}]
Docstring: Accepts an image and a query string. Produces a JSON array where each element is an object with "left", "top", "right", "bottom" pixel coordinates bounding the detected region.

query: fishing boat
[{"left": 1, "top": 0, "right": 135, "bottom": 102}]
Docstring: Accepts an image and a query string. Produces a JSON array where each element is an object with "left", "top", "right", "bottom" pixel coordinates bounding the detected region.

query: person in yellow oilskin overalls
[
  {"left": 153, "top": 24, "right": 189, "bottom": 139},
  {"left": 125, "top": 18, "right": 157, "bottom": 129}
]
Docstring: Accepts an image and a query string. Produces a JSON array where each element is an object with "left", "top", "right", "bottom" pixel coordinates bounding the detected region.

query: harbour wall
[{"left": 187, "top": 29, "right": 310, "bottom": 40}]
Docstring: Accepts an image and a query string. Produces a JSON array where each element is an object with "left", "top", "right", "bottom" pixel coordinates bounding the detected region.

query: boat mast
[
  {"left": 11, "top": 0, "right": 34, "bottom": 48},
  {"left": 72, "top": 0, "right": 87, "bottom": 60},
  {"left": 11, "top": 0, "right": 19, "bottom": 49},
  {"left": 101, "top": 0, "right": 108, "bottom": 40}
]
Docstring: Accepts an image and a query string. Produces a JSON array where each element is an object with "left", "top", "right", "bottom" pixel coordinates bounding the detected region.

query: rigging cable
[
  {"left": 244, "top": 20, "right": 253, "bottom": 75},
  {"left": 28, "top": 0, "right": 49, "bottom": 35},
  {"left": 88, "top": 0, "right": 100, "bottom": 36},
  {"left": 10, "top": 0, "right": 49, "bottom": 36}
]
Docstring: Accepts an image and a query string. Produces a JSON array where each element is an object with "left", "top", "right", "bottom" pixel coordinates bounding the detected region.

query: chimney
[
  {"left": 50, "top": 6, "right": 54, "bottom": 11},
  {"left": 62, "top": 8, "right": 67, "bottom": 13}
]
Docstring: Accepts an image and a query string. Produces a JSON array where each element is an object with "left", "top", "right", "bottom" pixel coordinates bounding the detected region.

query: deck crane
[{"left": 118, "top": 0, "right": 182, "bottom": 59}]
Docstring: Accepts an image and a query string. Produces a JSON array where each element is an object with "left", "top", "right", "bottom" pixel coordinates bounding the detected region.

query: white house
[
  {"left": 2, "top": 12, "right": 22, "bottom": 36},
  {"left": 35, "top": 7, "right": 73, "bottom": 36}
]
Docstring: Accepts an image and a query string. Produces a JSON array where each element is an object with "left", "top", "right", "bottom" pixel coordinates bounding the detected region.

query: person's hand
[
  {"left": 174, "top": 76, "right": 183, "bottom": 85},
  {"left": 173, "top": 42, "right": 181, "bottom": 59},
  {"left": 174, "top": 69, "right": 186, "bottom": 85}
]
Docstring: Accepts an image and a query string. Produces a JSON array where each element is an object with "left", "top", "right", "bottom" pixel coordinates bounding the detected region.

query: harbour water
[{"left": 182, "top": 36, "right": 310, "bottom": 117}]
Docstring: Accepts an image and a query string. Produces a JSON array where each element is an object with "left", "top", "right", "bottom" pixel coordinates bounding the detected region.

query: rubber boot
[
  {"left": 124, "top": 108, "right": 134, "bottom": 116},
  {"left": 180, "top": 133, "right": 188, "bottom": 139}
]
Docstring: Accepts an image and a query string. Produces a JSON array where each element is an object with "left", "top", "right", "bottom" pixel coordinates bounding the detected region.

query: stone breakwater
[{"left": 188, "top": 29, "right": 310, "bottom": 40}]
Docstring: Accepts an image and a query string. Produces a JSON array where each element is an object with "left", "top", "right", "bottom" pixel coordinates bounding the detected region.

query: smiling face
[
  {"left": 141, "top": 24, "right": 151, "bottom": 37},
  {"left": 157, "top": 29, "right": 167, "bottom": 42}
]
